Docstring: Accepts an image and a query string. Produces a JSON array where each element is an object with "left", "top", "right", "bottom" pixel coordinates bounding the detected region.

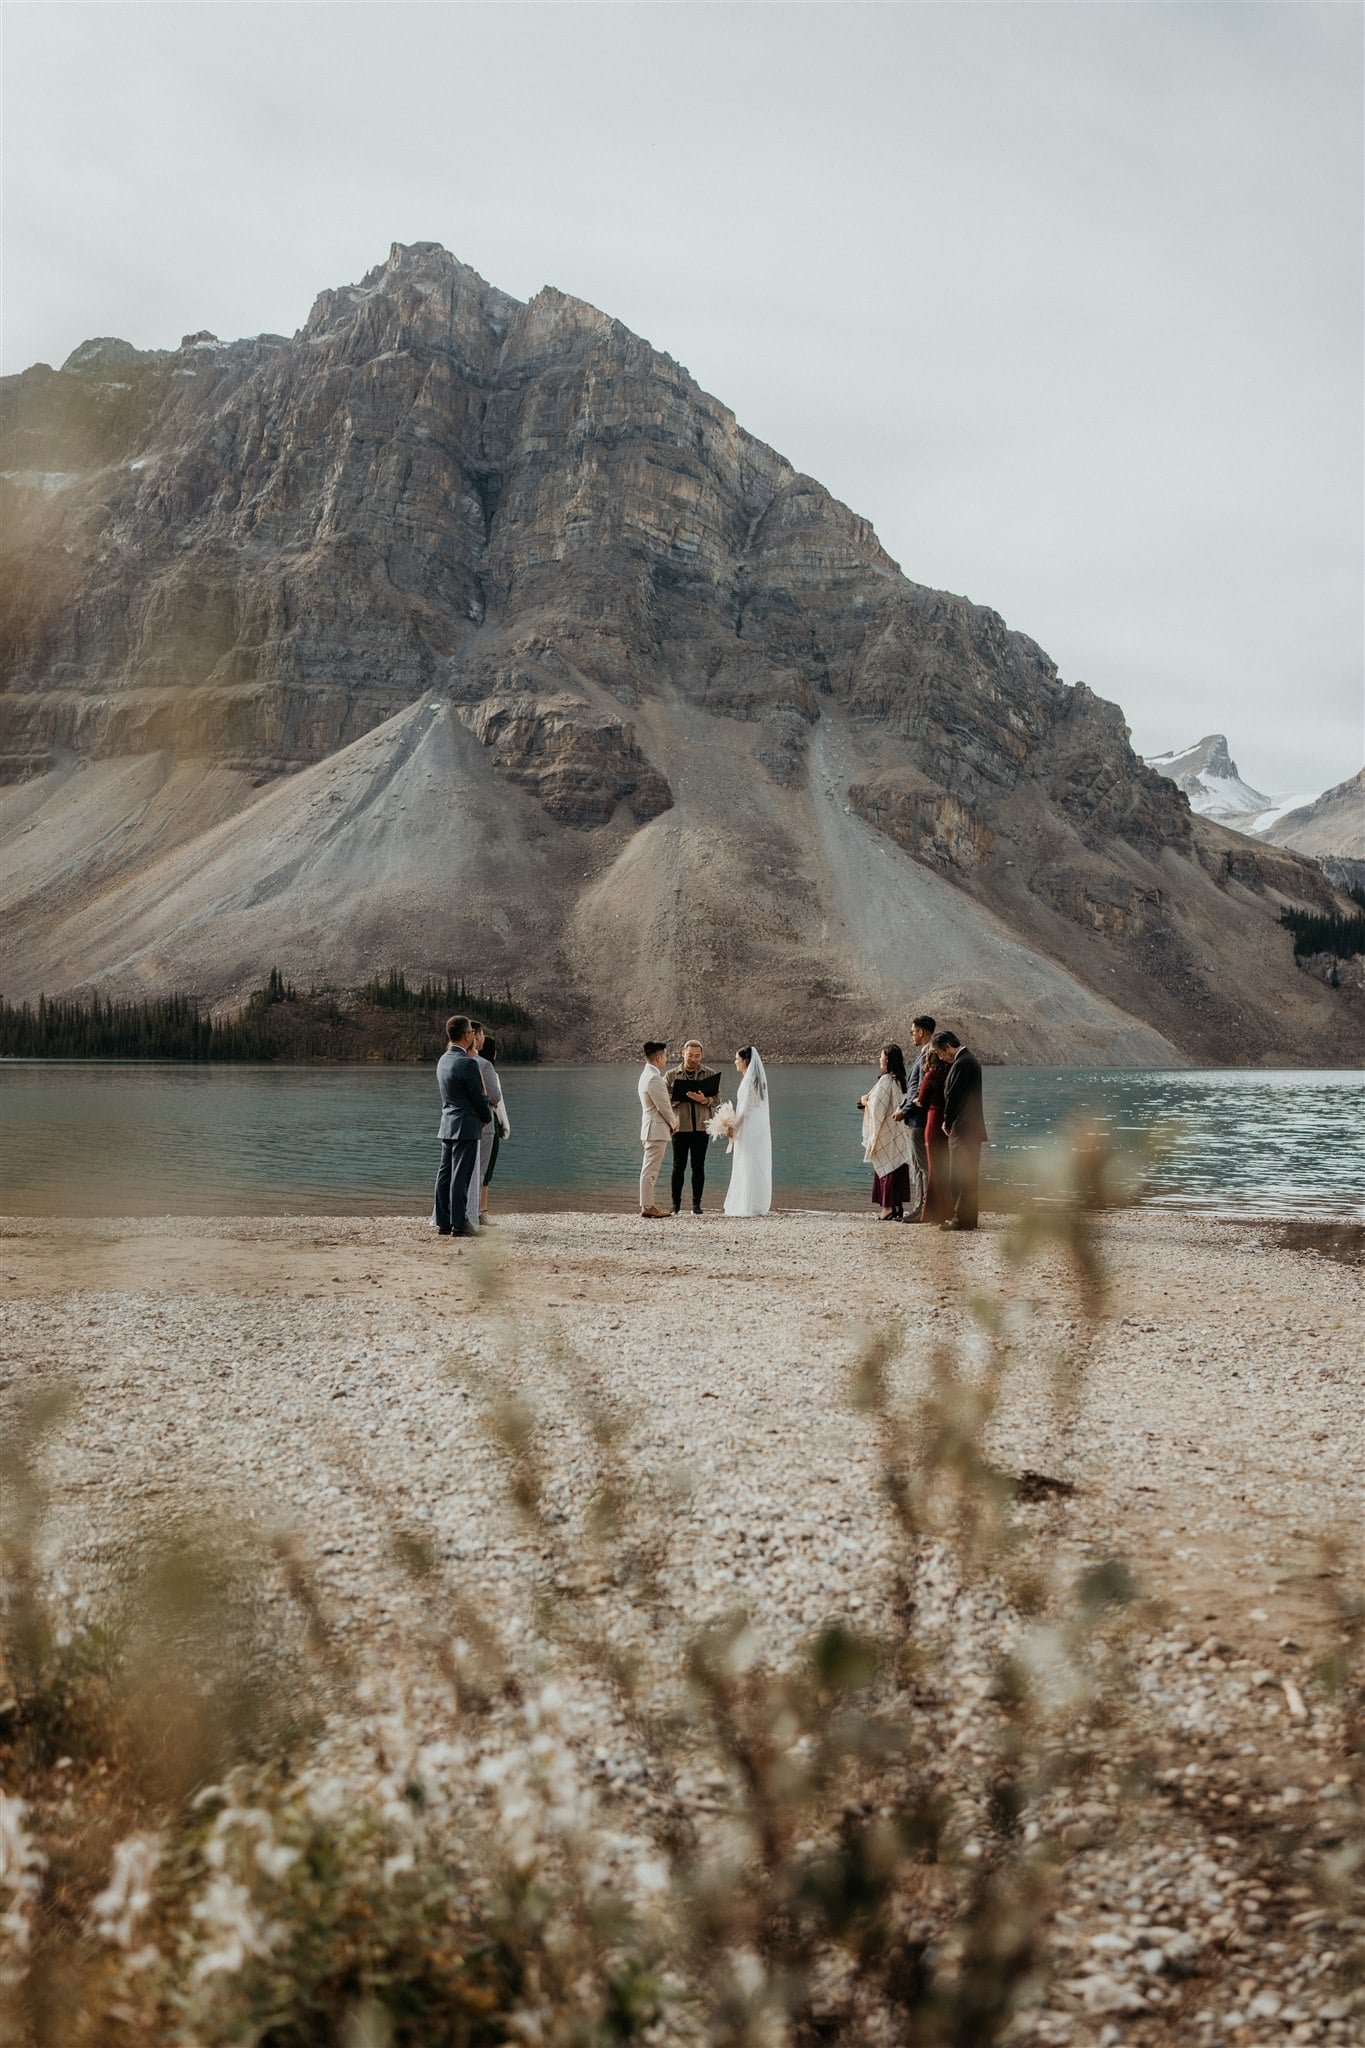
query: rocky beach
[{"left": 2, "top": 1204, "right": 1361, "bottom": 2044}]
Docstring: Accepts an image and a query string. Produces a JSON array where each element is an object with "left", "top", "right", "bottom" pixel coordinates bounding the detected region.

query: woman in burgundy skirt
[{"left": 860, "top": 1043, "right": 913, "bottom": 1220}]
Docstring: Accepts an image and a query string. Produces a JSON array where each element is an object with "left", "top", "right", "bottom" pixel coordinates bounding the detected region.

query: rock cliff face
[{"left": 1, "top": 242, "right": 1356, "bottom": 1063}]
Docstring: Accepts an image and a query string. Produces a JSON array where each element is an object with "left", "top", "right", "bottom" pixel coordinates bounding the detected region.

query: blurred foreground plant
[{"left": 1, "top": 1134, "right": 1357, "bottom": 2046}]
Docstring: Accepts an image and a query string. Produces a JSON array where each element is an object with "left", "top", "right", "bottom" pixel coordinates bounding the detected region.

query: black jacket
[
  {"left": 665, "top": 1064, "right": 721, "bottom": 1135},
  {"left": 942, "top": 1048, "right": 987, "bottom": 1142}
]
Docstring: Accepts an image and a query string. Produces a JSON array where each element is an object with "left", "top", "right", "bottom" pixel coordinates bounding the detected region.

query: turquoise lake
[{"left": 1, "top": 1063, "right": 1361, "bottom": 1218}]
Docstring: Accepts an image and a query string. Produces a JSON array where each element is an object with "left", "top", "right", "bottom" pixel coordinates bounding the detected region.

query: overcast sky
[{"left": 4, "top": 1, "right": 1361, "bottom": 795}]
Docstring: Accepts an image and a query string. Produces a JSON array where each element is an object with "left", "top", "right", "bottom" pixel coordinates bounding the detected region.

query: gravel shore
[{"left": 2, "top": 1206, "right": 1361, "bottom": 2044}]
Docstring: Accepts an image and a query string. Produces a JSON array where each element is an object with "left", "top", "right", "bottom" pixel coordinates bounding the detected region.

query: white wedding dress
[{"left": 723, "top": 1049, "right": 773, "bottom": 1216}]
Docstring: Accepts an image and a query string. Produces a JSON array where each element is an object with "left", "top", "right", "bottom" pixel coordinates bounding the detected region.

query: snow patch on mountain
[
  {"left": 1246, "top": 789, "right": 1323, "bottom": 834},
  {"left": 1147, "top": 735, "right": 1269, "bottom": 817},
  {"left": 1146, "top": 734, "right": 1319, "bottom": 836}
]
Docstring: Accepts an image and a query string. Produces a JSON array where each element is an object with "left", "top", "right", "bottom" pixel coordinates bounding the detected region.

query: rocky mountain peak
[
  {"left": 1146, "top": 732, "right": 1360, "bottom": 863},
  {"left": 524, "top": 284, "right": 619, "bottom": 342},
  {"left": 300, "top": 240, "right": 522, "bottom": 360},
  {"left": 1195, "top": 733, "right": 1235, "bottom": 777},
  {"left": 59, "top": 335, "right": 167, "bottom": 378},
  {"left": 1, "top": 242, "right": 1356, "bottom": 1065},
  {"left": 1152, "top": 733, "right": 1237, "bottom": 781},
  {"left": 1147, "top": 733, "right": 1274, "bottom": 822}
]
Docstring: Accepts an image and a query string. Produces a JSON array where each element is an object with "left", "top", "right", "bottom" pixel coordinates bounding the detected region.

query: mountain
[
  {"left": 1145, "top": 732, "right": 1325, "bottom": 834},
  {"left": 0, "top": 242, "right": 1356, "bottom": 1064},
  {"left": 1146, "top": 735, "right": 1274, "bottom": 821},
  {"left": 1148, "top": 736, "right": 1362, "bottom": 874},
  {"left": 1260, "top": 768, "right": 1365, "bottom": 863}
]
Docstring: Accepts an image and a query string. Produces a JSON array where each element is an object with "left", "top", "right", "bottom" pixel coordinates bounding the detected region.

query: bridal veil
[{"left": 725, "top": 1046, "right": 772, "bottom": 1216}]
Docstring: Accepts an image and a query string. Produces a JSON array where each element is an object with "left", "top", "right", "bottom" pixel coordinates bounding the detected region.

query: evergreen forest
[{"left": 0, "top": 969, "right": 538, "bottom": 1063}]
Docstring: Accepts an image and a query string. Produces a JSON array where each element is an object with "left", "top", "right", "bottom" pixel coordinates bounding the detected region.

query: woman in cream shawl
[{"left": 859, "top": 1044, "right": 914, "bottom": 1221}]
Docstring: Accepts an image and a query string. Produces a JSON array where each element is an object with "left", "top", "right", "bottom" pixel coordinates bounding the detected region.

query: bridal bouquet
[{"left": 706, "top": 1101, "right": 739, "bottom": 1147}]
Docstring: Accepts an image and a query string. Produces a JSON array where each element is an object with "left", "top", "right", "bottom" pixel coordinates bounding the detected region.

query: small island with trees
[{"left": 0, "top": 970, "right": 538, "bottom": 1064}]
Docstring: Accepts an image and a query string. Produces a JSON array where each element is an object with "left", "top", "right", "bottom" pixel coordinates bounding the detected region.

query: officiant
[{"left": 665, "top": 1039, "right": 721, "bottom": 1215}]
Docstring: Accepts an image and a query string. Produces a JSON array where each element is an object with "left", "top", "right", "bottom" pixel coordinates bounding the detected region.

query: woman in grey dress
[
  {"left": 466, "top": 1022, "right": 504, "bottom": 1232},
  {"left": 478, "top": 1033, "right": 511, "bottom": 1225}
]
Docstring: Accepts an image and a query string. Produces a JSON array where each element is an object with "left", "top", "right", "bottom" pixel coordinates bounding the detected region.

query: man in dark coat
[
  {"left": 665, "top": 1039, "right": 721, "bottom": 1215},
  {"left": 936, "top": 1030, "right": 988, "bottom": 1231},
  {"left": 434, "top": 1014, "right": 492, "bottom": 1238}
]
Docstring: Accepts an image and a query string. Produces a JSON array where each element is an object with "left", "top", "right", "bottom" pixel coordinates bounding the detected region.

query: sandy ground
[{"left": 1, "top": 1205, "right": 1361, "bottom": 2043}]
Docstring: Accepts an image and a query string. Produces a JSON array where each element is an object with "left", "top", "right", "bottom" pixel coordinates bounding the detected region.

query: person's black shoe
[
  {"left": 692, "top": 1207, "right": 704, "bottom": 1216},
  {"left": 940, "top": 1218, "right": 974, "bottom": 1231},
  {"left": 450, "top": 1225, "right": 475, "bottom": 1239}
]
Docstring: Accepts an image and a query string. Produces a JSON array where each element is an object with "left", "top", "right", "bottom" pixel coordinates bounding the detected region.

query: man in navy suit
[
  {"left": 891, "top": 1013, "right": 936, "bottom": 1221},
  {"left": 936, "top": 1030, "right": 988, "bottom": 1231},
  {"left": 434, "top": 1014, "right": 492, "bottom": 1238}
]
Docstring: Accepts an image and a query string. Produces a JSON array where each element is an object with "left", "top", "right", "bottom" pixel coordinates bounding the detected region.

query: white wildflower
[
  {"left": 0, "top": 1791, "right": 46, "bottom": 1976},
  {"left": 190, "top": 1874, "right": 275, "bottom": 1981},
  {"left": 204, "top": 1804, "right": 299, "bottom": 1882},
  {"left": 377, "top": 1790, "right": 415, "bottom": 1830},
  {"left": 632, "top": 1853, "right": 671, "bottom": 1898},
  {"left": 504, "top": 2011, "right": 548, "bottom": 2044},
  {"left": 720, "top": 1623, "right": 760, "bottom": 1679},
  {"left": 1012, "top": 1624, "right": 1093, "bottom": 1714},
  {"left": 412, "top": 1738, "right": 466, "bottom": 1807},
  {"left": 527, "top": 1680, "right": 565, "bottom": 1721},
  {"left": 301, "top": 1771, "right": 349, "bottom": 1822},
  {"left": 730, "top": 1945, "right": 769, "bottom": 1999},
  {"left": 89, "top": 1832, "right": 161, "bottom": 1952},
  {"left": 471, "top": 1687, "right": 599, "bottom": 1876},
  {"left": 475, "top": 1749, "right": 519, "bottom": 1789},
  {"left": 253, "top": 1836, "right": 299, "bottom": 1881}
]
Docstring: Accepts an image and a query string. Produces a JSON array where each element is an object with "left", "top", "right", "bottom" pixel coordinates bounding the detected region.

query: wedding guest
[
  {"left": 891, "top": 1014, "right": 936, "bottom": 1222},
  {"left": 465, "top": 1021, "right": 504, "bottom": 1233},
  {"left": 637, "top": 1040, "right": 677, "bottom": 1218},
  {"left": 859, "top": 1044, "right": 914, "bottom": 1220},
  {"left": 916, "top": 1045, "right": 952, "bottom": 1225},
  {"left": 665, "top": 1040, "right": 721, "bottom": 1215},
  {"left": 434, "top": 1014, "right": 491, "bottom": 1240},
  {"left": 478, "top": 1033, "right": 512, "bottom": 1226},
  {"left": 935, "top": 1030, "right": 988, "bottom": 1232}
]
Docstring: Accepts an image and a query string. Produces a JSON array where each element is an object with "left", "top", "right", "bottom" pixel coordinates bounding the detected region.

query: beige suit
[{"left": 638, "top": 1062, "right": 677, "bottom": 1209}]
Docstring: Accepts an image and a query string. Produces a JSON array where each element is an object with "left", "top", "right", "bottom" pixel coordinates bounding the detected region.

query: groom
[
  {"left": 434, "top": 1014, "right": 492, "bottom": 1238},
  {"left": 893, "top": 1013, "right": 936, "bottom": 1222},
  {"left": 665, "top": 1039, "right": 720, "bottom": 1215},
  {"left": 637, "top": 1040, "right": 678, "bottom": 1218}
]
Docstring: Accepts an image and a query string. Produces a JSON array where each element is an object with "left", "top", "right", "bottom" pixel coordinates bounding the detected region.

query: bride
[{"left": 723, "top": 1046, "right": 772, "bottom": 1217}]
